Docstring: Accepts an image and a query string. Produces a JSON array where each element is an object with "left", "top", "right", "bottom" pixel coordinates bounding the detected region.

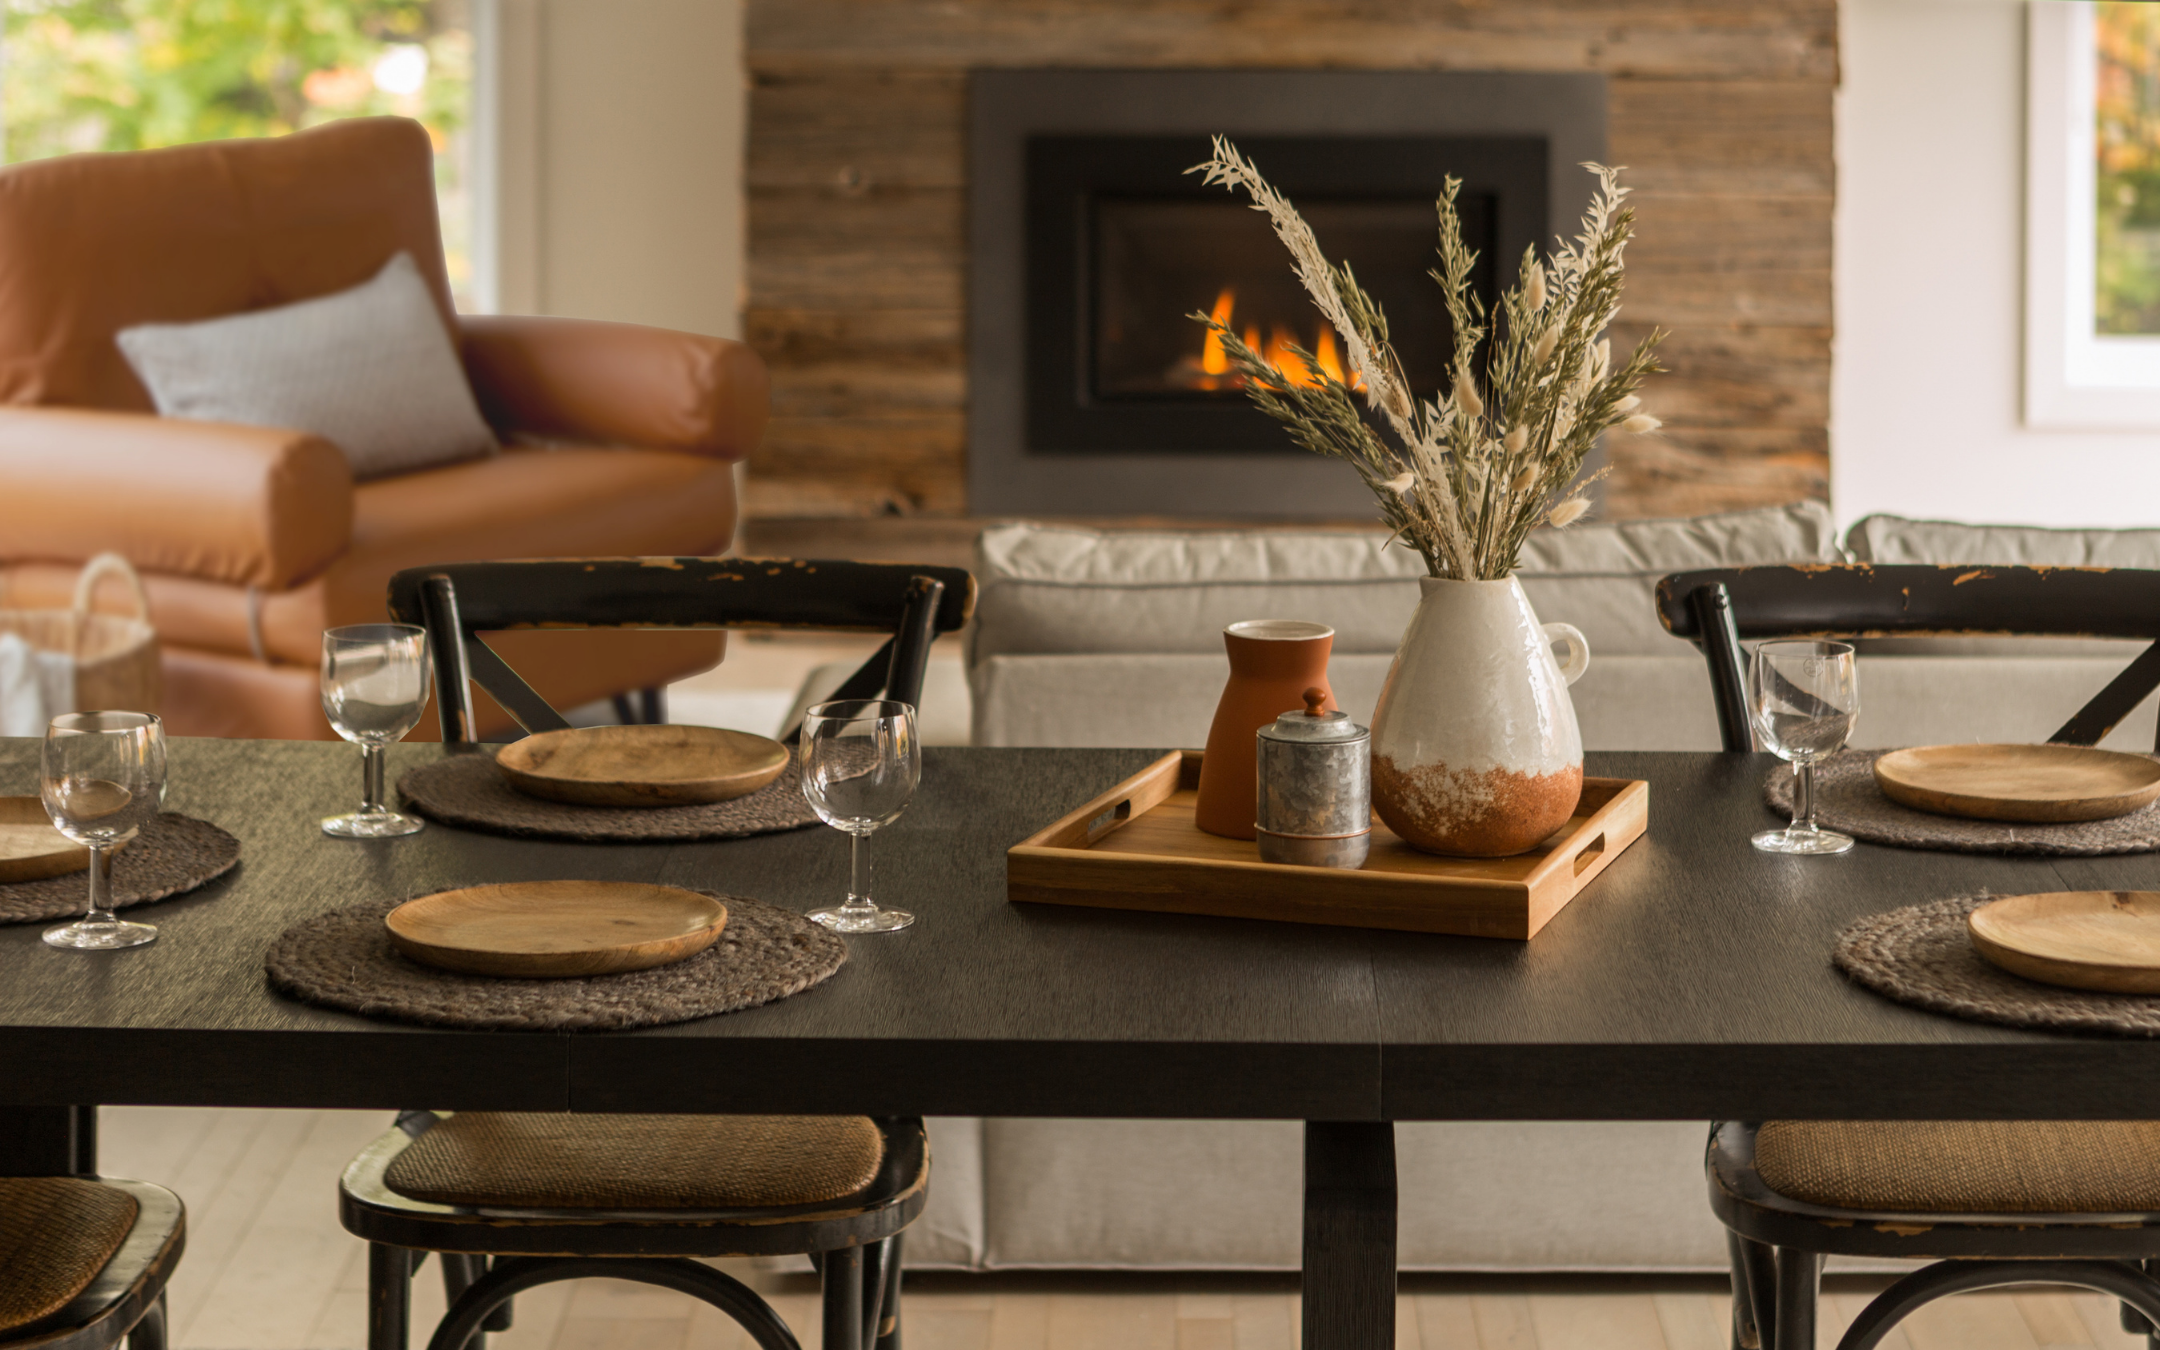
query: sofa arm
[
  {"left": 0, "top": 406, "right": 353, "bottom": 589},
  {"left": 459, "top": 314, "right": 769, "bottom": 461}
]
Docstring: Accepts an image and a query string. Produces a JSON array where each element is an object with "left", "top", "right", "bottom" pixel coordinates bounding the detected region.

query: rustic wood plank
[
  {"left": 770, "top": 360, "right": 966, "bottom": 417},
  {"left": 748, "top": 71, "right": 966, "bottom": 190},
  {"left": 748, "top": 0, "right": 1837, "bottom": 82},
  {"left": 745, "top": 307, "right": 963, "bottom": 367}
]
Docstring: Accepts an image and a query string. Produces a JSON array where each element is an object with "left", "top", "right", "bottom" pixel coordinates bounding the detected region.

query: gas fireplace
[{"left": 969, "top": 70, "right": 1607, "bottom": 518}]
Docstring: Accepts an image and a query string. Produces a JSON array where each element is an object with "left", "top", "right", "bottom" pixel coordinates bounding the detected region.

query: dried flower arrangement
[{"left": 1189, "top": 138, "right": 1665, "bottom": 582}]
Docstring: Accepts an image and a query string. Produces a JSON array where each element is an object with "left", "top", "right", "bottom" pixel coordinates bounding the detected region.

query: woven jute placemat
[
  {"left": 1836, "top": 894, "right": 2160, "bottom": 1037},
  {"left": 396, "top": 752, "right": 820, "bottom": 843},
  {"left": 264, "top": 890, "right": 846, "bottom": 1031},
  {"left": 1764, "top": 750, "right": 2160, "bottom": 855},
  {"left": 0, "top": 813, "right": 239, "bottom": 924}
]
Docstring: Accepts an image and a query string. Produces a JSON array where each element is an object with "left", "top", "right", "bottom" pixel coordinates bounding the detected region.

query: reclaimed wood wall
[{"left": 744, "top": 1, "right": 1836, "bottom": 522}]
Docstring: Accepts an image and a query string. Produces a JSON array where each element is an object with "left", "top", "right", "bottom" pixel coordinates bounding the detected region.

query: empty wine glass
[
  {"left": 799, "top": 699, "right": 920, "bottom": 933},
  {"left": 42, "top": 711, "right": 166, "bottom": 950},
  {"left": 321, "top": 624, "right": 431, "bottom": 838},
  {"left": 1751, "top": 639, "right": 1859, "bottom": 855}
]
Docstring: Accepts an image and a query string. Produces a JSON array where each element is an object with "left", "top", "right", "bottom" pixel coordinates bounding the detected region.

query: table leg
[
  {"left": 1303, "top": 1121, "right": 1397, "bottom": 1350},
  {"left": 0, "top": 1104, "right": 94, "bottom": 1175}
]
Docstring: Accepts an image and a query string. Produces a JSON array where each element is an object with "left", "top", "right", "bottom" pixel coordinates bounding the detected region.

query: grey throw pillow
[{"left": 116, "top": 252, "right": 496, "bottom": 480}]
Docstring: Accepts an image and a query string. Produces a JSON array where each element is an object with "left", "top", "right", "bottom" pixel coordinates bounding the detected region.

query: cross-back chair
[
  {"left": 1658, "top": 564, "right": 2160, "bottom": 1350},
  {"left": 386, "top": 557, "right": 975, "bottom": 744},
  {"left": 0, "top": 1115, "right": 184, "bottom": 1350},
  {"left": 343, "top": 556, "right": 974, "bottom": 1350}
]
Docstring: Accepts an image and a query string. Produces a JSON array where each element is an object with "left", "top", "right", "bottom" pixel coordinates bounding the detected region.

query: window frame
[{"left": 2025, "top": 0, "right": 2160, "bottom": 426}]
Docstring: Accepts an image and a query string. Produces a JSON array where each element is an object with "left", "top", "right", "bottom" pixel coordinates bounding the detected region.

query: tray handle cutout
[
  {"left": 1084, "top": 799, "right": 1134, "bottom": 846},
  {"left": 1571, "top": 833, "right": 1607, "bottom": 876}
]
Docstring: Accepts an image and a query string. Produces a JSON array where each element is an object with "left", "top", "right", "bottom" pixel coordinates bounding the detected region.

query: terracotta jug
[
  {"left": 1194, "top": 620, "right": 1337, "bottom": 839},
  {"left": 1368, "top": 577, "right": 1589, "bottom": 857}
]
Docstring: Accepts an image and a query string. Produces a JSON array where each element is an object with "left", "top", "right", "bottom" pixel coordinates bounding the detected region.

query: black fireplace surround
[{"left": 969, "top": 70, "right": 1607, "bottom": 519}]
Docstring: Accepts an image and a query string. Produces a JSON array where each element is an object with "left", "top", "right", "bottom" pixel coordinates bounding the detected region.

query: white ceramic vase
[{"left": 1369, "top": 576, "right": 1591, "bottom": 857}]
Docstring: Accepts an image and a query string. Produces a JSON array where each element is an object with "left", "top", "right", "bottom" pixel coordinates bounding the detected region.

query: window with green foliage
[
  {"left": 2097, "top": 1, "right": 2160, "bottom": 334},
  {"left": 1, "top": 0, "right": 477, "bottom": 305}
]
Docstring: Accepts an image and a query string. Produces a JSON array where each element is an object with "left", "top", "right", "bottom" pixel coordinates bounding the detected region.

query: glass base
[
  {"left": 322, "top": 810, "right": 426, "bottom": 839},
  {"left": 1753, "top": 826, "right": 1855, "bottom": 855},
  {"left": 44, "top": 919, "right": 158, "bottom": 950},
  {"left": 809, "top": 904, "right": 915, "bottom": 933}
]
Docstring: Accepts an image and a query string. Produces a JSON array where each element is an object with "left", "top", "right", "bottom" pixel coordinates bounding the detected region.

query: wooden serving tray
[{"left": 1009, "top": 751, "right": 1647, "bottom": 939}]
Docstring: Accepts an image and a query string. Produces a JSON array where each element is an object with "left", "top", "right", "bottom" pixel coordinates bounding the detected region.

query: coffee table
[{"left": 1, "top": 737, "right": 2156, "bottom": 1350}]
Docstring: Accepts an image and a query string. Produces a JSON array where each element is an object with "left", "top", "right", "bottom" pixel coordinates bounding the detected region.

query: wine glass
[
  {"left": 321, "top": 624, "right": 431, "bottom": 838},
  {"left": 41, "top": 711, "right": 166, "bottom": 950},
  {"left": 799, "top": 699, "right": 920, "bottom": 933},
  {"left": 1751, "top": 639, "right": 1859, "bottom": 855}
]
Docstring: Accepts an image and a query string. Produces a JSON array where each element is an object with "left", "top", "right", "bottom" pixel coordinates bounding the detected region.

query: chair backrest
[
  {"left": 1655, "top": 564, "right": 2160, "bottom": 753},
  {"left": 387, "top": 557, "right": 977, "bottom": 745},
  {"left": 0, "top": 117, "right": 451, "bottom": 412}
]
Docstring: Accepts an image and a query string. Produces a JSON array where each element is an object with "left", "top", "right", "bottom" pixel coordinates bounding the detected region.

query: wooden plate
[
  {"left": 1872, "top": 743, "right": 2160, "bottom": 823},
  {"left": 1968, "top": 891, "right": 2160, "bottom": 994},
  {"left": 494, "top": 724, "right": 790, "bottom": 808},
  {"left": 385, "top": 880, "right": 728, "bottom": 978},
  {"left": 0, "top": 796, "right": 91, "bottom": 883}
]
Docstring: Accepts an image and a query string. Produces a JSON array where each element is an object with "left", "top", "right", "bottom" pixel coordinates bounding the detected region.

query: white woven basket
[{"left": 0, "top": 554, "right": 162, "bottom": 717}]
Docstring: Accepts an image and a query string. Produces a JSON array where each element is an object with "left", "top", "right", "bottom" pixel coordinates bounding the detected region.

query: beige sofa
[{"left": 887, "top": 504, "right": 2160, "bottom": 1273}]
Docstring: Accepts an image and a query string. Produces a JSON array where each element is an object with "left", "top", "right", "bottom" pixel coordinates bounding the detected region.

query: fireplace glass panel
[{"left": 1091, "top": 194, "right": 1495, "bottom": 402}]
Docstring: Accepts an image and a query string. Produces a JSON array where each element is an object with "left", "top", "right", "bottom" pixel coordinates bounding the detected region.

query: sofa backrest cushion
[
  {"left": 1847, "top": 513, "right": 2160, "bottom": 568},
  {"left": 0, "top": 117, "right": 453, "bottom": 414},
  {"left": 969, "top": 500, "right": 1842, "bottom": 662}
]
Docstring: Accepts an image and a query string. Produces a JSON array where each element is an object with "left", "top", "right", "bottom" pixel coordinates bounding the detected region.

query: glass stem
[
  {"left": 1791, "top": 761, "right": 1817, "bottom": 835},
  {"left": 362, "top": 744, "right": 386, "bottom": 816},
  {"left": 85, "top": 843, "right": 115, "bottom": 925},
  {"left": 847, "top": 829, "right": 874, "bottom": 912}
]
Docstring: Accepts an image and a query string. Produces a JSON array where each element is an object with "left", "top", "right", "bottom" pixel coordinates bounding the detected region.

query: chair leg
[
  {"left": 369, "top": 1243, "right": 417, "bottom": 1350},
  {"left": 127, "top": 1292, "right": 167, "bottom": 1350},
  {"left": 1773, "top": 1247, "right": 1821, "bottom": 1350},
  {"left": 639, "top": 687, "right": 665, "bottom": 725},
  {"left": 874, "top": 1234, "right": 903, "bottom": 1350},
  {"left": 439, "top": 1255, "right": 512, "bottom": 1342},
  {"left": 821, "top": 1246, "right": 863, "bottom": 1350},
  {"left": 1726, "top": 1231, "right": 1773, "bottom": 1350}
]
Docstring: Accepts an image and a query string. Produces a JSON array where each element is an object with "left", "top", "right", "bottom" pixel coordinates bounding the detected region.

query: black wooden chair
[
  {"left": 385, "top": 557, "right": 975, "bottom": 746},
  {"left": 341, "top": 556, "right": 973, "bottom": 1350},
  {"left": 1658, "top": 564, "right": 2160, "bottom": 1350}
]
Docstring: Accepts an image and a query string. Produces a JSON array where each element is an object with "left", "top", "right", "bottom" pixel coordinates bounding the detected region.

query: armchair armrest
[
  {"left": 0, "top": 407, "right": 353, "bottom": 589},
  {"left": 458, "top": 314, "right": 769, "bottom": 461}
]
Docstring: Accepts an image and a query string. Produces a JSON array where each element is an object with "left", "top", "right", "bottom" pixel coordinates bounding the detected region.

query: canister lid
[{"left": 1257, "top": 686, "right": 1368, "bottom": 743}]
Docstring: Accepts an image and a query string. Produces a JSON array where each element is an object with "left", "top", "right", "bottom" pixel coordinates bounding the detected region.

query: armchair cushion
[
  {"left": 116, "top": 252, "right": 495, "bottom": 481},
  {"left": 460, "top": 314, "right": 768, "bottom": 461},
  {"left": 0, "top": 406, "right": 353, "bottom": 589},
  {"left": 0, "top": 117, "right": 453, "bottom": 412}
]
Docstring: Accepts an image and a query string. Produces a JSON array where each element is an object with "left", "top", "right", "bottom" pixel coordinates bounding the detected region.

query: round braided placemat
[
  {"left": 264, "top": 890, "right": 846, "bottom": 1031},
  {"left": 396, "top": 753, "right": 820, "bottom": 842},
  {"left": 1764, "top": 751, "right": 2160, "bottom": 855},
  {"left": 1836, "top": 894, "right": 2160, "bottom": 1037},
  {"left": 0, "top": 814, "right": 239, "bottom": 924}
]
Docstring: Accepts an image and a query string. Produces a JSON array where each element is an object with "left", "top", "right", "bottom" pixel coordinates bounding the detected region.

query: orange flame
[{"left": 1189, "top": 289, "right": 1361, "bottom": 392}]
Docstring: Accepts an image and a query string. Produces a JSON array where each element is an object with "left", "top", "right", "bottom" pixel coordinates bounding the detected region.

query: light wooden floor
[{"left": 98, "top": 1106, "right": 2154, "bottom": 1350}]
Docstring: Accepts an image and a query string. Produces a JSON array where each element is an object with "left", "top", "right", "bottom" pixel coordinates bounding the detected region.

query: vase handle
[{"left": 1543, "top": 622, "right": 1590, "bottom": 686}]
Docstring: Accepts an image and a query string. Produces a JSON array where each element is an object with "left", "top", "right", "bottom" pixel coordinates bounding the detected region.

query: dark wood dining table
[{"left": 5, "top": 735, "right": 2160, "bottom": 1350}]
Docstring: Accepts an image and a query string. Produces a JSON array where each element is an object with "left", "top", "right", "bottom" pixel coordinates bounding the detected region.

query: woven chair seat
[
  {"left": 0, "top": 1178, "right": 140, "bottom": 1333},
  {"left": 1756, "top": 1120, "right": 2160, "bottom": 1214},
  {"left": 382, "top": 1112, "right": 887, "bottom": 1211}
]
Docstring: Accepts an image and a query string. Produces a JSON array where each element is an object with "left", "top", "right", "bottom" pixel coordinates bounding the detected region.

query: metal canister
[{"left": 1254, "top": 686, "right": 1372, "bottom": 869}]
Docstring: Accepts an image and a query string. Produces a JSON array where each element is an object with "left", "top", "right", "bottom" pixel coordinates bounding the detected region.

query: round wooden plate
[
  {"left": 1872, "top": 743, "right": 2160, "bottom": 823},
  {"left": 494, "top": 724, "right": 790, "bottom": 808},
  {"left": 0, "top": 796, "right": 90, "bottom": 883},
  {"left": 1968, "top": 891, "right": 2160, "bottom": 994},
  {"left": 385, "top": 880, "right": 728, "bottom": 978}
]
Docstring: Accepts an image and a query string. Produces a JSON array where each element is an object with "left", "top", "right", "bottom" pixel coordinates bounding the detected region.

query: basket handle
[{"left": 72, "top": 552, "right": 151, "bottom": 621}]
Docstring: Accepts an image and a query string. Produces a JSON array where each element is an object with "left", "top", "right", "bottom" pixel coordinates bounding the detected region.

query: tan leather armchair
[{"left": 0, "top": 116, "right": 767, "bottom": 739}]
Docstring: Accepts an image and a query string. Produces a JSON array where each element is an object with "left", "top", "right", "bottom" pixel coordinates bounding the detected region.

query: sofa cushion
[
  {"left": 117, "top": 252, "right": 495, "bottom": 481},
  {"left": 969, "top": 501, "right": 1841, "bottom": 665},
  {"left": 1847, "top": 513, "right": 2160, "bottom": 567}
]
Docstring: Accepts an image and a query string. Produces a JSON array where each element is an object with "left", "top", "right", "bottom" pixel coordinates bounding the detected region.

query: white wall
[
  {"left": 491, "top": 0, "right": 745, "bottom": 340},
  {"left": 1834, "top": 0, "right": 2160, "bottom": 527}
]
